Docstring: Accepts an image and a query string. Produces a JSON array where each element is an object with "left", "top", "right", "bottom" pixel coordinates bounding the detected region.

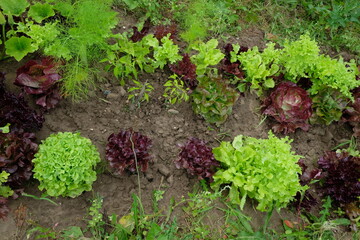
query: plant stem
[
  {"left": 262, "top": 206, "right": 274, "bottom": 235},
  {"left": 129, "top": 133, "right": 141, "bottom": 201}
]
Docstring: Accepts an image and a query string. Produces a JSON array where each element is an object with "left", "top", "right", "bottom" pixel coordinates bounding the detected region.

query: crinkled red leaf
[
  {"left": 318, "top": 151, "right": 360, "bottom": 205},
  {"left": 14, "top": 58, "right": 62, "bottom": 110},
  {"left": 130, "top": 21, "right": 151, "bottom": 42},
  {"left": 175, "top": 138, "right": 219, "bottom": 182},
  {"left": 0, "top": 73, "right": 44, "bottom": 132},
  {"left": 0, "top": 130, "right": 37, "bottom": 189},
  {"left": 262, "top": 81, "right": 312, "bottom": 134},
  {"left": 153, "top": 24, "right": 177, "bottom": 41},
  {"left": 106, "top": 129, "right": 152, "bottom": 174},
  {"left": 169, "top": 54, "right": 198, "bottom": 90}
]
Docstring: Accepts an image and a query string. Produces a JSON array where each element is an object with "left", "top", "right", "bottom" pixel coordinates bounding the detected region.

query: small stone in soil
[
  {"left": 106, "top": 93, "right": 119, "bottom": 100},
  {"left": 157, "top": 164, "right": 170, "bottom": 177},
  {"left": 168, "top": 109, "right": 179, "bottom": 114},
  {"left": 167, "top": 175, "right": 174, "bottom": 185}
]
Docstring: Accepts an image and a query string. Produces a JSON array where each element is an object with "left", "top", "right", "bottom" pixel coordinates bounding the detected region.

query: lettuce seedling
[
  {"left": 262, "top": 81, "right": 313, "bottom": 134},
  {"left": 0, "top": 73, "right": 44, "bottom": 132},
  {"left": 106, "top": 129, "right": 152, "bottom": 174},
  {"left": 15, "top": 58, "right": 62, "bottom": 110},
  {"left": 175, "top": 138, "right": 219, "bottom": 182},
  {"left": 33, "top": 132, "right": 100, "bottom": 198},
  {"left": 212, "top": 132, "right": 306, "bottom": 211}
]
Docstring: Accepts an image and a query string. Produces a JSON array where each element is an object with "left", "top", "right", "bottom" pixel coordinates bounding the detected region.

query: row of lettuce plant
[
  {"left": 1, "top": 1, "right": 359, "bottom": 136},
  {"left": 1, "top": 96, "right": 358, "bottom": 233},
  {"left": 102, "top": 26, "right": 359, "bottom": 135}
]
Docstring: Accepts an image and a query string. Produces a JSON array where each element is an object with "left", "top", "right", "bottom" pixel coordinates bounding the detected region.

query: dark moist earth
[{"left": 0, "top": 28, "right": 355, "bottom": 240}]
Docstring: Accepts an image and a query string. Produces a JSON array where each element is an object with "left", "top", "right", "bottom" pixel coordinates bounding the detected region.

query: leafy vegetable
[
  {"left": 175, "top": 138, "right": 219, "bottom": 182},
  {"left": 148, "top": 34, "right": 181, "bottom": 69},
  {"left": 212, "top": 132, "right": 306, "bottom": 211},
  {"left": 153, "top": 24, "right": 177, "bottom": 41},
  {"left": 191, "top": 39, "right": 225, "bottom": 76},
  {"left": 169, "top": 54, "right": 198, "bottom": 90},
  {"left": 5, "top": 36, "right": 37, "bottom": 61},
  {"left": 0, "top": 171, "right": 13, "bottom": 198},
  {"left": 236, "top": 43, "right": 280, "bottom": 96},
  {"left": 0, "top": 130, "right": 38, "bottom": 189},
  {"left": 28, "top": 3, "right": 55, "bottom": 23},
  {"left": 262, "top": 81, "right": 313, "bottom": 134},
  {"left": 342, "top": 87, "right": 360, "bottom": 136},
  {"left": 130, "top": 23, "right": 150, "bottom": 42},
  {"left": 310, "top": 88, "right": 348, "bottom": 125},
  {"left": 0, "top": 0, "right": 29, "bottom": 16},
  {"left": 317, "top": 151, "right": 360, "bottom": 205},
  {"left": 15, "top": 58, "right": 62, "bottom": 110},
  {"left": 191, "top": 75, "right": 239, "bottom": 126},
  {"left": 0, "top": 72, "right": 44, "bottom": 132},
  {"left": 163, "top": 74, "right": 190, "bottom": 104},
  {"left": 221, "top": 43, "right": 247, "bottom": 79},
  {"left": 106, "top": 129, "right": 152, "bottom": 174},
  {"left": 32, "top": 132, "right": 101, "bottom": 198}
]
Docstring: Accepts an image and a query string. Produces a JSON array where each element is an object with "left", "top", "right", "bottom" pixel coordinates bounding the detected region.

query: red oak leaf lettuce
[
  {"left": 0, "top": 73, "right": 44, "bottom": 132},
  {"left": 15, "top": 58, "right": 62, "bottom": 110},
  {"left": 0, "top": 130, "right": 38, "bottom": 189},
  {"left": 318, "top": 151, "right": 360, "bottom": 205},
  {"left": 106, "top": 129, "right": 152, "bottom": 174},
  {"left": 154, "top": 24, "right": 177, "bottom": 41},
  {"left": 175, "top": 138, "right": 219, "bottom": 182},
  {"left": 221, "top": 43, "right": 247, "bottom": 79},
  {"left": 262, "top": 81, "right": 312, "bottom": 134},
  {"left": 130, "top": 20, "right": 151, "bottom": 42},
  {"left": 169, "top": 54, "right": 198, "bottom": 90}
]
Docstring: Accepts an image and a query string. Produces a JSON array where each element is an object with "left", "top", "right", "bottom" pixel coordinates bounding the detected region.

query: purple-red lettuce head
[
  {"left": 221, "top": 43, "right": 247, "bottom": 79},
  {"left": 154, "top": 24, "right": 177, "bottom": 41},
  {"left": 262, "top": 81, "right": 312, "bottom": 134},
  {"left": 169, "top": 54, "right": 198, "bottom": 90},
  {"left": 0, "top": 130, "right": 38, "bottom": 189},
  {"left": 175, "top": 138, "right": 220, "bottom": 182},
  {"left": 106, "top": 129, "right": 152, "bottom": 174},
  {"left": 0, "top": 73, "right": 44, "bottom": 132},
  {"left": 318, "top": 151, "right": 360, "bottom": 205},
  {"left": 15, "top": 58, "right": 62, "bottom": 110}
]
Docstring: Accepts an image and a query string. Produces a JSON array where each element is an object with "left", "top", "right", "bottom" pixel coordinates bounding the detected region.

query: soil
[{"left": 0, "top": 25, "right": 356, "bottom": 239}]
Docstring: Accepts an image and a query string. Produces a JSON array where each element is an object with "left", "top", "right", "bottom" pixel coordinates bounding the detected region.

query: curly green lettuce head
[
  {"left": 212, "top": 131, "right": 307, "bottom": 212},
  {"left": 33, "top": 132, "right": 100, "bottom": 198}
]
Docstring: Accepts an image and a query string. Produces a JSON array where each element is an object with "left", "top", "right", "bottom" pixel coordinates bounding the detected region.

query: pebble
[
  {"left": 167, "top": 175, "right": 174, "bottom": 185},
  {"left": 145, "top": 172, "right": 154, "bottom": 182},
  {"left": 168, "top": 109, "right": 179, "bottom": 114},
  {"left": 106, "top": 93, "right": 119, "bottom": 100},
  {"left": 157, "top": 164, "right": 170, "bottom": 177}
]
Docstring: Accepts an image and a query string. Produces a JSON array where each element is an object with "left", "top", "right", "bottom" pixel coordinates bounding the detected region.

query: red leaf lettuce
[
  {"left": 175, "top": 138, "right": 219, "bottom": 182},
  {"left": 169, "top": 54, "right": 198, "bottom": 90},
  {"left": 262, "top": 81, "right": 312, "bottom": 134},
  {"left": 15, "top": 58, "right": 62, "bottom": 110},
  {"left": 0, "top": 73, "right": 44, "bottom": 132},
  {"left": 318, "top": 151, "right": 360, "bottom": 205},
  {"left": 106, "top": 129, "right": 152, "bottom": 174}
]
